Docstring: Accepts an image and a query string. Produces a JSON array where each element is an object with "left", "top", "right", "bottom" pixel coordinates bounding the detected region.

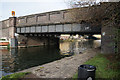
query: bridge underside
[
  {"left": 17, "top": 34, "right": 60, "bottom": 47},
  {"left": 19, "top": 32, "right": 101, "bottom": 36}
]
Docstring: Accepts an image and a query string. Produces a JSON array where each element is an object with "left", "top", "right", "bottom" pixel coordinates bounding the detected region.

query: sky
[
  {"left": 0, "top": 0, "right": 120, "bottom": 21},
  {"left": 0, "top": 0, "right": 69, "bottom": 21}
]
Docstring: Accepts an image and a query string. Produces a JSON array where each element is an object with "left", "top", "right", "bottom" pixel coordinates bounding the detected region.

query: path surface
[{"left": 20, "top": 48, "right": 100, "bottom": 78}]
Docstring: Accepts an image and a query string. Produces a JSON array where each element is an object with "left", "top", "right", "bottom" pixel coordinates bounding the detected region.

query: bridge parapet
[
  {"left": 16, "top": 10, "right": 76, "bottom": 27},
  {"left": 15, "top": 3, "right": 107, "bottom": 27},
  {"left": 1, "top": 2, "right": 114, "bottom": 28},
  {"left": 1, "top": 19, "right": 9, "bottom": 29}
]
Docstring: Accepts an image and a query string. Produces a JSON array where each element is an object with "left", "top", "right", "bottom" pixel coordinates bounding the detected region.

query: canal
[{"left": 0, "top": 39, "right": 101, "bottom": 77}]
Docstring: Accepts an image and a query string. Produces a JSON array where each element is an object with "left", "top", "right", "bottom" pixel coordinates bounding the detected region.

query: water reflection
[
  {"left": 1, "top": 40, "right": 101, "bottom": 77},
  {"left": 1, "top": 46, "right": 61, "bottom": 77}
]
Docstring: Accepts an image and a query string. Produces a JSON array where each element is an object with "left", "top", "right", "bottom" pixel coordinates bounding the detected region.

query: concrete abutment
[{"left": 101, "top": 26, "right": 116, "bottom": 54}]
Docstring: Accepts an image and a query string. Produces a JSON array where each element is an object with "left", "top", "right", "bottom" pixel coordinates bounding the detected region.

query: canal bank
[{"left": 19, "top": 48, "right": 100, "bottom": 78}]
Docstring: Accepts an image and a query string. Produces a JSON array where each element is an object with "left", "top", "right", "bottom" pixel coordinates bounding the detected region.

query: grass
[
  {"left": 7, "top": 44, "right": 10, "bottom": 49},
  {"left": 0, "top": 72, "right": 30, "bottom": 80},
  {"left": 73, "top": 54, "right": 120, "bottom": 79}
]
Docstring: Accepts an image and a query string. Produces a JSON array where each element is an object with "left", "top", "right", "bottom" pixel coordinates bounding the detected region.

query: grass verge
[
  {"left": 73, "top": 54, "right": 120, "bottom": 79},
  {"left": 0, "top": 72, "right": 30, "bottom": 80}
]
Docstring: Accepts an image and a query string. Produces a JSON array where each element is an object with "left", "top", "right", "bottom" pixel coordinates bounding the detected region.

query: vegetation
[
  {"left": 114, "top": 29, "right": 120, "bottom": 54},
  {"left": 67, "top": 0, "right": 104, "bottom": 8},
  {"left": 0, "top": 72, "right": 29, "bottom": 80},
  {"left": 7, "top": 44, "right": 10, "bottom": 49},
  {"left": 0, "top": 39, "right": 6, "bottom": 41},
  {"left": 73, "top": 54, "right": 120, "bottom": 79}
]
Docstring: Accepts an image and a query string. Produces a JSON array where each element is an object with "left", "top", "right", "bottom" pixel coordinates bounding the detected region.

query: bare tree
[
  {"left": 66, "top": 0, "right": 120, "bottom": 8},
  {"left": 66, "top": 0, "right": 101, "bottom": 8}
]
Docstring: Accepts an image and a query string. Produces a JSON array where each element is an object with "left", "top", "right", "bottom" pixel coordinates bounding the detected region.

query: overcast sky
[{"left": 0, "top": 0, "right": 69, "bottom": 21}]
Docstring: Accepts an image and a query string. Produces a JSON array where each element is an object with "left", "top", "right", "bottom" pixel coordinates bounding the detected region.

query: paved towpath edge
[{"left": 19, "top": 48, "right": 100, "bottom": 78}]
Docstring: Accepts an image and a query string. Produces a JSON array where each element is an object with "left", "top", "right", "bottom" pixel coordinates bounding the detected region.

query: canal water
[{"left": 0, "top": 40, "right": 101, "bottom": 77}]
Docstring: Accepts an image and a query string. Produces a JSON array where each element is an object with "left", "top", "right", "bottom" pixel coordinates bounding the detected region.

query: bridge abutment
[
  {"left": 101, "top": 27, "right": 116, "bottom": 54},
  {"left": 101, "top": 18, "right": 119, "bottom": 54},
  {"left": 9, "top": 17, "right": 18, "bottom": 48},
  {"left": 101, "top": 2, "right": 120, "bottom": 54}
]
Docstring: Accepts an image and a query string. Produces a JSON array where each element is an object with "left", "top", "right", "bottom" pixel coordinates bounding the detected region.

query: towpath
[{"left": 20, "top": 48, "right": 100, "bottom": 78}]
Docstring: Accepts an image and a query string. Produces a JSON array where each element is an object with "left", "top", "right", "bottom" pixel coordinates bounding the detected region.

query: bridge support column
[
  {"left": 48, "top": 35, "right": 60, "bottom": 48},
  {"left": 9, "top": 38, "right": 18, "bottom": 48},
  {"left": 101, "top": 24, "right": 116, "bottom": 54},
  {"left": 9, "top": 17, "right": 18, "bottom": 48}
]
